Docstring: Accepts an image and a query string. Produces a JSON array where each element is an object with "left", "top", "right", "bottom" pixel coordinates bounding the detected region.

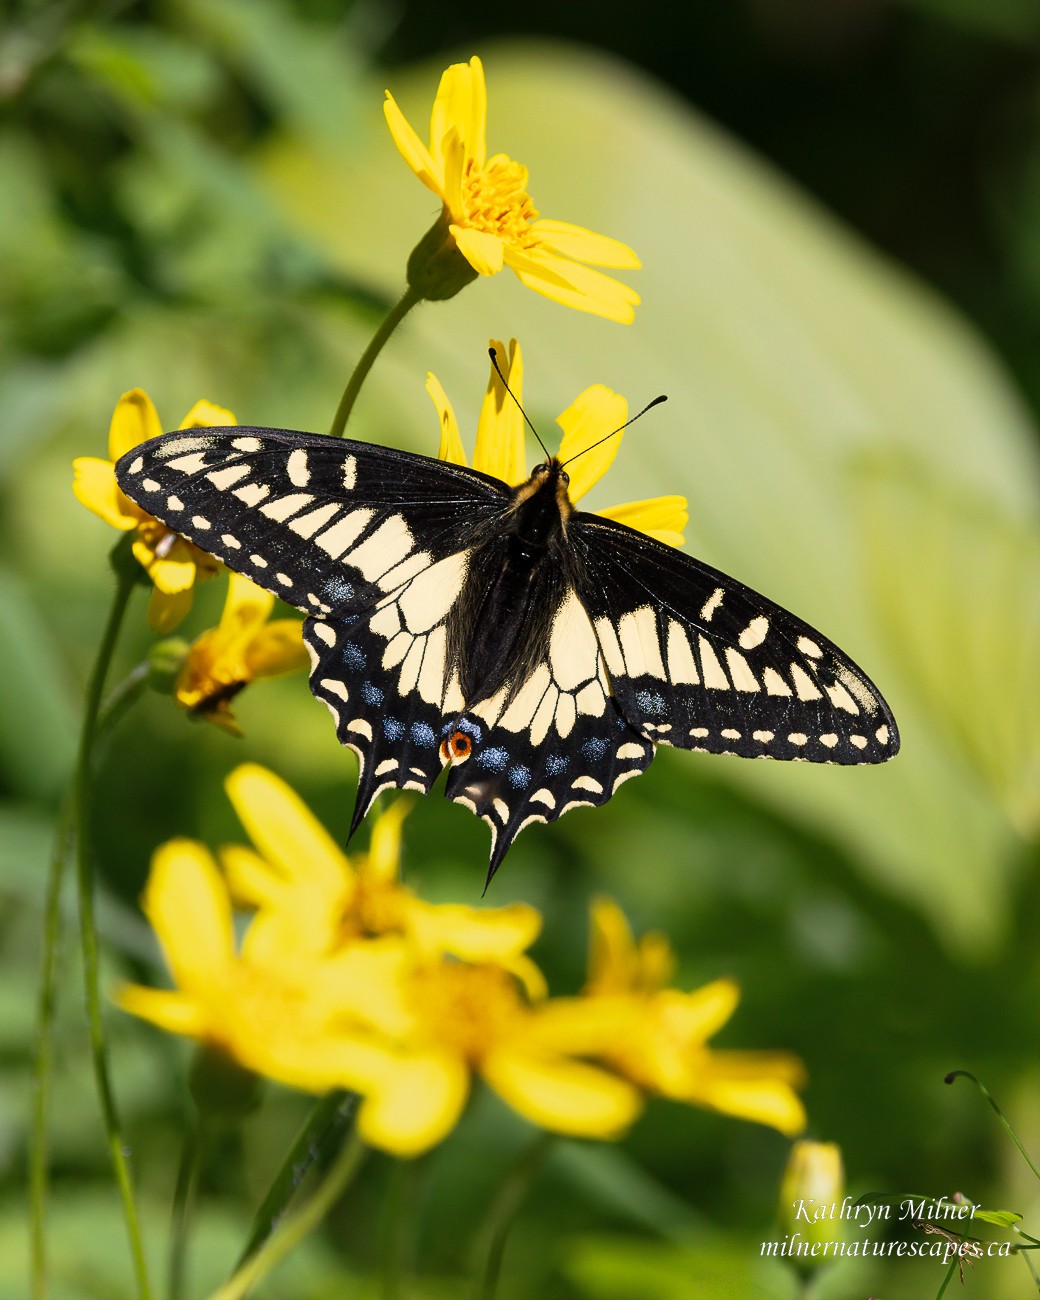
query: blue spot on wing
[
  {"left": 410, "top": 721, "right": 436, "bottom": 747},
  {"left": 361, "top": 682, "right": 383, "bottom": 705},
  {"left": 477, "top": 746, "right": 510, "bottom": 772},
  {"left": 581, "top": 738, "right": 609, "bottom": 760},
  {"left": 383, "top": 718, "right": 405, "bottom": 741},
  {"left": 545, "top": 754, "right": 569, "bottom": 775},
  {"left": 508, "top": 764, "right": 531, "bottom": 789}
]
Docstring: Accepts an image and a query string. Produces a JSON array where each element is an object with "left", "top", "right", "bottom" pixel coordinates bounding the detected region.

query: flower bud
[
  {"left": 406, "top": 211, "right": 479, "bottom": 301},
  {"left": 147, "top": 638, "right": 190, "bottom": 695},
  {"left": 779, "top": 1140, "right": 845, "bottom": 1273}
]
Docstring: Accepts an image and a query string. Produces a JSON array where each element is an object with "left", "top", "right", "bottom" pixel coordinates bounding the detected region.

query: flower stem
[
  {"left": 74, "top": 552, "right": 153, "bottom": 1299},
  {"left": 471, "top": 1133, "right": 554, "bottom": 1300},
  {"left": 28, "top": 792, "right": 73, "bottom": 1300},
  {"left": 379, "top": 1157, "right": 422, "bottom": 1300},
  {"left": 328, "top": 285, "right": 422, "bottom": 437},
  {"left": 208, "top": 1129, "right": 367, "bottom": 1300},
  {"left": 168, "top": 1115, "right": 206, "bottom": 1300},
  {"left": 945, "top": 1071, "right": 1040, "bottom": 1182},
  {"left": 235, "top": 1090, "right": 354, "bottom": 1268}
]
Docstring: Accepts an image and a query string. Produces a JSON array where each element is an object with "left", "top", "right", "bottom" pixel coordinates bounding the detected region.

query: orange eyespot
[{"left": 439, "top": 730, "right": 473, "bottom": 764}]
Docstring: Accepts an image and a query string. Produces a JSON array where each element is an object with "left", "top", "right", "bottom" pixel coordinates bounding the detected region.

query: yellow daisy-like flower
[
  {"left": 584, "top": 897, "right": 808, "bottom": 1136},
  {"left": 335, "top": 955, "right": 641, "bottom": 1157},
  {"left": 117, "top": 837, "right": 410, "bottom": 1096},
  {"left": 427, "top": 339, "right": 688, "bottom": 547},
  {"left": 174, "top": 573, "right": 309, "bottom": 735},
  {"left": 73, "top": 390, "right": 232, "bottom": 632},
  {"left": 217, "top": 763, "right": 545, "bottom": 991},
  {"left": 385, "top": 56, "right": 641, "bottom": 321}
]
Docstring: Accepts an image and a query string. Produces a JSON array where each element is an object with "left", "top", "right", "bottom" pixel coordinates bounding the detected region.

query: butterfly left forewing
[{"left": 566, "top": 514, "right": 899, "bottom": 764}]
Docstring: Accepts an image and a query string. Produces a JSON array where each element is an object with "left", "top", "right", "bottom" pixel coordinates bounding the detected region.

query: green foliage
[{"left": 1, "top": 2, "right": 1037, "bottom": 1298}]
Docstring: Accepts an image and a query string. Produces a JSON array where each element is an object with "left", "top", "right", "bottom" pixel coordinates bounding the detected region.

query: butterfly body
[{"left": 115, "top": 427, "right": 899, "bottom": 878}]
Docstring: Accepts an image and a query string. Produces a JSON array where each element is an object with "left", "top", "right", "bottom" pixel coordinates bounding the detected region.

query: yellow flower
[
  {"left": 73, "top": 390, "right": 233, "bottom": 632},
  {"left": 118, "top": 837, "right": 410, "bottom": 1096},
  {"left": 385, "top": 56, "right": 641, "bottom": 321},
  {"left": 174, "top": 573, "right": 309, "bottom": 734},
  {"left": 218, "top": 763, "right": 545, "bottom": 990},
  {"left": 780, "top": 1140, "right": 846, "bottom": 1255},
  {"left": 584, "top": 898, "right": 807, "bottom": 1136},
  {"left": 427, "top": 340, "right": 688, "bottom": 546},
  {"left": 331, "top": 954, "right": 641, "bottom": 1157}
]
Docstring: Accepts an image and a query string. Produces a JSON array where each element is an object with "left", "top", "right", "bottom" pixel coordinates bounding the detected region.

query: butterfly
[{"left": 115, "top": 425, "right": 899, "bottom": 880}]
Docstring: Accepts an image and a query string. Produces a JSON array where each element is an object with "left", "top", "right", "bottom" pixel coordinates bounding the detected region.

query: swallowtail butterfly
[{"left": 115, "top": 428, "right": 899, "bottom": 879}]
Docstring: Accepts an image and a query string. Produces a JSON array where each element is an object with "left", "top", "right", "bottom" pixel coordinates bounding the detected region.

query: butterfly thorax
[{"left": 448, "top": 459, "right": 573, "bottom": 708}]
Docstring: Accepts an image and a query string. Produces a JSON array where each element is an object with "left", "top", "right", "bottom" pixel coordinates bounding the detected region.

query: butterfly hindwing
[{"left": 566, "top": 514, "right": 899, "bottom": 764}]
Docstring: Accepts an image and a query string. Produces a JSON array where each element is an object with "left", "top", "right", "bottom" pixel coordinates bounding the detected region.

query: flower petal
[
  {"left": 685, "top": 1053, "right": 808, "bottom": 1136},
  {"left": 474, "top": 339, "right": 527, "bottom": 485},
  {"left": 221, "top": 570, "right": 274, "bottom": 627},
  {"left": 364, "top": 798, "right": 411, "bottom": 885},
  {"left": 426, "top": 373, "right": 467, "bottom": 466},
  {"left": 450, "top": 224, "right": 505, "bottom": 277},
  {"left": 430, "top": 57, "right": 485, "bottom": 172},
  {"left": 225, "top": 763, "right": 351, "bottom": 898},
  {"left": 146, "top": 554, "right": 198, "bottom": 595},
  {"left": 142, "top": 839, "right": 235, "bottom": 994},
  {"left": 531, "top": 219, "right": 641, "bottom": 269},
  {"left": 597, "top": 496, "right": 688, "bottom": 548},
  {"left": 505, "top": 246, "right": 640, "bottom": 324},
  {"left": 243, "top": 620, "right": 309, "bottom": 679},
  {"left": 117, "top": 985, "right": 211, "bottom": 1038},
  {"left": 179, "top": 400, "right": 237, "bottom": 429},
  {"left": 220, "top": 844, "right": 283, "bottom": 910},
  {"left": 72, "top": 458, "right": 138, "bottom": 530},
  {"left": 407, "top": 899, "right": 541, "bottom": 963},
  {"left": 384, "top": 91, "right": 443, "bottom": 195},
  {"left": 555, "top": 385, "right": 627, "bottom": 502},
  {"left": 357, "top": 1048, "right": 470, "bottom": 1156},
  {"left": 585, "top": 897, "right": 638, "bottom": 995},
  {"left": 483, "top": 1047, "right": 641, "bottom": 1138},
  {"left": 665, "top": 978, "right": 741, "bottom": 1043},
  {"left": 148, "top": 585, "right": 193, "bottom": 634},
  {"left": 108, "top": 389, "right": 162, "bottom": 460}
]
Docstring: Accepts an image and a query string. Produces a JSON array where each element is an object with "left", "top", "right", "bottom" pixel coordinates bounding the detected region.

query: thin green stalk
[
  {"left": 328, "top": 285, "right": 422, "bottom": 437},
  {"left": 934, "top": 1259, "right": 958, "bottom": 1299},
  {"left": 472, "top": 1134, "right": 554, "bottom": 1300},
  {"left": 235, "top": 1090, "right": 353, "bottom": 1268},
  {"left": 96, "top": 662, "right": 150, "bottom": 750},
  {"left": 29, "top": 793, "right": 74, "bottom": 1300},
  {"left": 208, "top": 1130, "right": 367, "bottom": 1300},
  {"left": 945, "top": 1071, "right": 1040, "bottom": 1182},
  {"left": 168, "top": 1116, "right": 206, "bottom": 1300},
  {"left": 74, "top": 556, "right": 153, "bottom": 1299},
  {"left": 379, "top": 1157, "right": 423, "bottom": 1300}
]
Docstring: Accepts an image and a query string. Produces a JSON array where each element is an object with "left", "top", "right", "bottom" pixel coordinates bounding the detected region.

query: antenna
[
  {"left": 560, "top": 394, "right": 668, "bottom": 469},
  {"left": 488, "top": 347, "right": 551, "bottom": 461}
]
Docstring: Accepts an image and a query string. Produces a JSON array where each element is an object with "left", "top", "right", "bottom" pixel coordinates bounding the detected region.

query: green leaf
[{"left": 972, "top": 1208, "right": 1023, "bottom": 1227}]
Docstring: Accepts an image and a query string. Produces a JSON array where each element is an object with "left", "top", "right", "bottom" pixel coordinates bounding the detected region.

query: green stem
[
  {"left": 472, "top": 1134, "right": 554, "bottom": 1300},
  {"left": 934, "top": 1259, "right": 958, "bottom": 1299},
  {"left": 328, "top": 285, "right": 422, "bottom": 437},
  {"left": 96, "top": 662, "right": 150, "bottom": 750},
  {"left": 235, "top": 1090, "right": 354, "bottom": 1268},
  {"left": 74, "top": 556, "right": 153, "bottom": 1299},
  {"left": 208, "top": 1129, "right": 367, "bottom": 1300},
  {"left": 28, "top": 793, "right": 74, "bottom": 1300},
  {"left": 945, "top": 1071, "right": 1040, "bottom": 1182},
  {"left": 168, "top": 1116, "right": 206, "bottom": 1300},
  {"left": 380, "top": 1157, "right": 422, "bottom": 1300}
]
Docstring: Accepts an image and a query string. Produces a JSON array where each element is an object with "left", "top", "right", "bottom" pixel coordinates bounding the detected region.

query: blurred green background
[{"left": 1, "top": 0, "right": 1038, "bottom": 1297}]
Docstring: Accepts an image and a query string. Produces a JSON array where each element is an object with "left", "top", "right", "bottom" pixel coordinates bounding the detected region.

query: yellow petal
[
  {"left": 450, "top": 225, "right": 504, "bottom": 277},
  {"left": 667, "top": 978, "right": 741, "bottom": 1043},
  {"left": 116, "top": 985, "right": 211, "bottom": 1038},
  {"left": 686, "top": 1054, "right": 808, "bottom": 1137},
  {"left": 384, "top": 91, "right": 443, "bottom": 195},
  {"left": 221, "top": 570, "right": 274, "bottom": 627},
  {"left": 108, "top": 389, "right": 162, "bottom": 460},
  {"left": 407, "top": 899, "right": 541, "bottom": 962},
  {"left": 311, "top": 941, "right": 414, "bottom": 1033},
  {"left": 440, "top": 128, "right": 465, "bottom": 219},
  {"left": 148, "top": 585, "right": 193, "bottom": 634},
  {"left": 483, "top": 1048, "right": 641, "bottom": 1138},
  {"left": 525, "top": 994, "right": 637, "bottom": 1055},
  {"left": 531, "top": 219, "right": 641, "bottom": 269},
  {"left": 357, "top": 1049, "right": 470, "bottom": 1156},
  {"left": 142, "top": 840, "right": 235, "bottom": 993},
  {"left": 430, "top": 56, "right": 485, "bottom": 172},
  {"left": 243, "top": 620, "right": 309, "bottom": 679},
  {"left": 364, "top": 798, "right": 411, "bottom": 885},
  {"left": 555, "top": 385, "right": 627, "bottom": 502},
  {"left": 220, "top": 844, "right": 284, "bottom": 910},
  {"left": 426, "top": 373, "right": 467, "bottom": 466},
  {"left": 225, "top": 763, "right": 351, "bottom": 897},
  {"left": 241, "top": 887, "right": 335, "bottom": 966},
  {"left": 505, "top": 246, "right": 640, "bottom": 324},
  {"left": 148, "top": 554, "right": 198, "bottom": 595},
  {"left": 597, "top": 496, "right": 688, "bottom": 548},
  {"left": 179, "top": 399, "right": 237, "bottom": 429},
  {"left": 474, "top": 339, "right": 526, "bottom": 485},
  {"left": 72, "top": 458, "right": 137, "bottom": 530},
  {"left": 585, "top": 896, "right": 637, "bottom": 994}
]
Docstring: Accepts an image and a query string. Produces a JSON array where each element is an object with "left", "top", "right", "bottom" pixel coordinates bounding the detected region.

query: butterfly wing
[
  {"left": 115, "top": 427, "right": 509, "bottom": 821},
  {"left": 566, "top": 513, "right": 900, "bottom": 763}
]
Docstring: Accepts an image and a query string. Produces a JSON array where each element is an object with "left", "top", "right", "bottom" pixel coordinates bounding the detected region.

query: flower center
[
  {"left": 461, "top": 156, "right": 539, "bottom": 246},
  {"left": 411, "top": 962, "right": 525, "bottom": 1063}
]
